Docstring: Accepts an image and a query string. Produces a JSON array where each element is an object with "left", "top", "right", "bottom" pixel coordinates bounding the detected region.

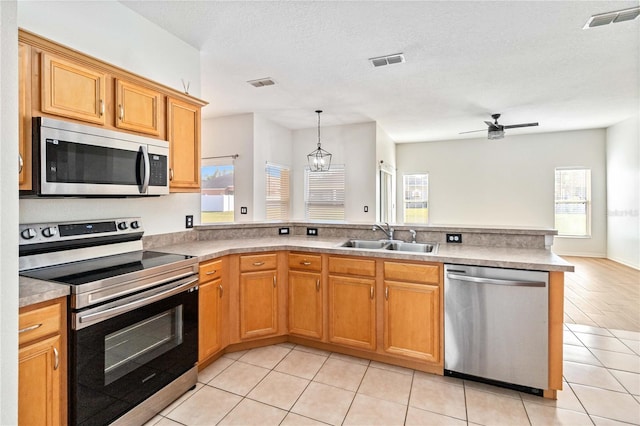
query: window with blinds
[
  {"left": 304, "top": 166, "right": 345, "bottom": 220},
  {"left": 555, "top": 168, "right": 591, "bottom": 236},
  {"left": 265, "top": 162, "right": 290, "bottom": 220},
  {"left": 403, "top": 173, "right": 429, "bottom": 224}
]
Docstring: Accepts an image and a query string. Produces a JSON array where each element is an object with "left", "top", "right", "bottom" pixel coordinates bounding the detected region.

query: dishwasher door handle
[{"left": 446, "top": 273, "right": 546, "bottom": 288}]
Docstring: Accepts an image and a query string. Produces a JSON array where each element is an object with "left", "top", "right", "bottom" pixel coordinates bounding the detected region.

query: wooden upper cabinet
[
  {"left": 167, "top": 97, "right": 201, "bottom": 192},
  {"left": 41, "top": 53, "right": 106, "bottom": 125},
  {"left": 115, "top": 79, "right": 161, "bottom": 136},
  {"left": 19, "top": 42, "right": 32, "bottom": 190}
]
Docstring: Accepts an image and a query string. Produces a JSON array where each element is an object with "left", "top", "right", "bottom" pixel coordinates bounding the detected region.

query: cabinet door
[
  {"left": 199, "top": 277, "right": 223, "bottom": 362},
  {"left": 328, "top": 275, "right": 376, "bottom": 350},
  {"left": 383, "top": 281, "right": 440, "bottom": 363},
  {"left": 115, "top": 79, "right": 161, "bottom": 135},
  {"left": 167, "top": 97, "right": 200, "bottom": 191},
  {"left": 288, "top": 270, "right": 322, "bottom": 339},
  {"left": 41, "top": 53, "right": 106, "bottom": 125},
  {"left": 19, "top": 334, "right": 61, "bottom": 426},
  {"left": 239, "top": 270, "right": 278, "bottom": 339},
  {"left": 19, "top": 42, "right": 32, "bottom": 190}
]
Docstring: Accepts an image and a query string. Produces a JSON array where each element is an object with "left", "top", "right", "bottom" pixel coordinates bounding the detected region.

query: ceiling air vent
[
  {"left": 583, "top": 6, "right": 640, "bottom": 29},
  {"left": 369, "top": 53, "right": 405, "bottom": 68},
  {"left": 247, "top": 78, "right": 275, "bottom": 87}
]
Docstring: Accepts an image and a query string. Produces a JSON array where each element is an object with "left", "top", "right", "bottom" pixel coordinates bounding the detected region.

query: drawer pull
[
  {"left": 53, "top": 347, "right": 59, "bottom": 370},
  {"left": 273, "top": 275, "right": 277, "bottom": 288},
  {"left": 218, "top": 284, "right": 223, "bottom": 297},
  {"left": 301, "top": 261, "right": 312, "bottom": 266},
  {"left": 370, "top": 286, "right": 374, "bottom": 299},
  {"left": 206, "top": 270, "right": 217, "bottom": 275},
  {"left": 253, "top": 262, "right": 265, "bottom": 266},
  {"left": 19, "top": 323, "right": 42, "bottom": 334},
  {"left": 316, "top": 279, "right": 320, "bottom": 291}
]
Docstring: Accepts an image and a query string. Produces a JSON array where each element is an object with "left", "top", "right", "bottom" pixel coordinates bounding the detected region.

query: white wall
[
  {"left": 253, "top": 114, "right": 293, "bottom": 220},
  {"left": 396, "top": 129, "right": 607, "bottom": 256},
  {"left": 17, "top": 1, "right": 203, "bottom": 235},
  {"left": 0, "top": 1, "right": 19, "bottom": 423},
  {"left": 202, "top": 114, "right": 254, "bottom": 222},
  {"left": 376, "top": 124, "right": 396, "bottom": 222},
  {"left": 606, "top": 114, "right": 640, "bottom": 269},
  {"left": 292, "top": 122, "right": 377, "bottom": 222}
]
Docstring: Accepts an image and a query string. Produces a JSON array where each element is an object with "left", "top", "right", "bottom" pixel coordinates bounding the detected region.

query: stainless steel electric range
[{"left": 19, "top": 218, "right": 199, "bottom": 426}]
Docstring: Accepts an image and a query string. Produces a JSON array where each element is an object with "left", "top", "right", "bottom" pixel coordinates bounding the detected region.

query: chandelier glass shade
[{"left": 307, "top": 110, "right": 332, "bottom": 171}]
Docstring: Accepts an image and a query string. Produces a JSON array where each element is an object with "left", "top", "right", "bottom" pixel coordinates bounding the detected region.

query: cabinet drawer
[
  {"left": 384, "top": 261, "right": 441, "bottom": 285},
  {"left": 329, "top": 256, "right": 376, "bottom": 277},
  {"left": 240, "top": 253, "right": 277, "bottom": 272},
  {"left": 19, "top": 300, "right": 63, "bottom": 346},
  {"left": 288, "top": 253, "right": 322, "bottom": 272},
  {"left": 199, "top": 259, "right": 223, "bottom": 282}
]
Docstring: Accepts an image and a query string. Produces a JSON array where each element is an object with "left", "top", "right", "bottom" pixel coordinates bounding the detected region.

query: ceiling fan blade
[
  {"left": 503, "top": 122, "right": 539, "bottom": 129},
  {"left": 459, "top": 129, "right": 487, "bottom": 134}
]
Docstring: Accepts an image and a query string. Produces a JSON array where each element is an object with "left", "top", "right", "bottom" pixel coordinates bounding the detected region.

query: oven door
[{"left": 70, "top": 279, "right": 198, "bottom": 426}]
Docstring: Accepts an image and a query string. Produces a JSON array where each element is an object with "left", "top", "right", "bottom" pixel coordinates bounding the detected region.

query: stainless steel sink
[
  {"left": 340, "top": 239, "right": 438, "bottom": 254},
  {"left": 340, "top": 239, "right": 389, "bottom": 249},
  {"left": 385, "top": 241, "right": 438, "bottom": 253}
]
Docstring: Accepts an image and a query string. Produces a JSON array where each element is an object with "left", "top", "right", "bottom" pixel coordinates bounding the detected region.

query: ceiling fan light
[{"left": 488, "top": 129, "right": 505, "bottom": 140}]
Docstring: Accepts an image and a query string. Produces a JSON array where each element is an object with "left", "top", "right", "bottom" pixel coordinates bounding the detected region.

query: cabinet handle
[
  {"left": 53, "top": 347, "right": 59, "bottom": 370},
  {"left": 206, "top": 270, "right": 216, "bottom": 275},
  {"left": 19, "top": 323, "right": 42, "bottom": 334},
  {"left": 300, "top": 261, "right": 311, "bottom": 266},
  {"left": 253, "top": 261, "right": 265, "bottom": 266},
  {"left": 18, "top": 154, "right": 23, "bottom": 174},
  {"left": 119, "top": 104, "right": 124, "bottom": 120},
  {"left": 99, "top": 99, "right": 105, "bottom": 116},
  {"left": 385, "top": 287, "right": 389, "bottom": 300},
  {"left": 218, "top": 284, "right": 223, "bottom": 297},
  {"left": 273, "top": 275, "right": 277, "bottom": 288},
  {"left": 169, "top": 168, "right": 174, "bottom": 181},
  {"left": 370, "top": 286, "right": 374, "bottom": 299},
  {"left": 316, "top": 279, "right": 320, "bottom": 291}
]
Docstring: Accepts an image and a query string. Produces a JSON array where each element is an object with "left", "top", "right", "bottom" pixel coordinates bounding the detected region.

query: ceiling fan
[{"left": 460, "top": 114, "right": 539, "bottom": 139}]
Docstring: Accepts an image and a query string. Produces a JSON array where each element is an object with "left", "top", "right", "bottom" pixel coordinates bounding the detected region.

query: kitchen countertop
[{"left": 18, "top": 236, "right": 573, "bottom": 308}]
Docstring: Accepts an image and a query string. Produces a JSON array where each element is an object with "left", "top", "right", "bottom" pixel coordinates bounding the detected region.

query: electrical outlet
[
  {"left": 279, "top": 227, "right": 290, "bottom": 235},
  {"left": 446, "top": 233, "right": 462, "bottom": 243},
  {"left": 240, "top": 207, "right": 248, "bottom": 214},
  {"left": 364, "top": 206, "right": 368, "bottom": 213},
  {"left": 307, "top": 227, "right": 318, "bottom": 236},
  {"left": 185, "top": 215, "right": 193, "bottom": 229}
]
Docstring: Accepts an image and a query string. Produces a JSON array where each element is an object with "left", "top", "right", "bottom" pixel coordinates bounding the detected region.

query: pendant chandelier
[{"left": 307, "top": 110, "right": 332, "bottom": 172}]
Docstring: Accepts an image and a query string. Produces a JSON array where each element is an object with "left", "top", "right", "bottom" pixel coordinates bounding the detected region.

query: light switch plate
[{"left": 240, "top": 207, "right": 248, "bottom": 214}]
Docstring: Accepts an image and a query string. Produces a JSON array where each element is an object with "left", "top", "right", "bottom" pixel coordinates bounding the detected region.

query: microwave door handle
[{"left": 139, "top": 145, "right": 150, "bottom": 194}]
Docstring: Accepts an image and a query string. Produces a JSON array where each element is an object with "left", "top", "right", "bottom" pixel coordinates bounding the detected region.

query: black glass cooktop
[{"left": 20, "top": 251, "right": 193, "bottom": 286}]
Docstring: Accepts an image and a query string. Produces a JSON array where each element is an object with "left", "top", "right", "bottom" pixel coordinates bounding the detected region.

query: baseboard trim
[{"left": 606, "top": 256, "right": 640, "bottom": 271}]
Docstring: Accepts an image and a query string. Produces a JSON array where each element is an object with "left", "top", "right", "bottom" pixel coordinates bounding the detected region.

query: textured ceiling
[{"left": 120, "top": 0, "right": 639, "bottom": 142}]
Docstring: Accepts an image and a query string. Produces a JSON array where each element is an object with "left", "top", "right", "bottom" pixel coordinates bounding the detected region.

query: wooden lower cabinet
[
  {"left": 199, "top": 277, "right": 223, "bottom": 361},
  {"left": 288, "top": 270, "right": 323, "bottom": 339},
  {"left": 239, "top": 270, "right": 278, "bottom": 339},
  {"left": 18, "top": 297, "right": 66, "bottom": 426},
  {"left": 383, "top": 280, "right": 440, "bottom": 362},
  {"left": 328, "top": 274, "right": 376, "bottom": 351}
]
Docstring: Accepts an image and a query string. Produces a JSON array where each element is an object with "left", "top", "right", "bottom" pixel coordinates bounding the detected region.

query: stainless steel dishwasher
[{"left": 444, "top": 264, "right": 549, "bottom": 395}]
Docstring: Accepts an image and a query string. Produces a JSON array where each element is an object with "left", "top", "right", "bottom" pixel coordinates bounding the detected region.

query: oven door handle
[{"left": 77, "top": 276, "right": 198, "bottom": 326}]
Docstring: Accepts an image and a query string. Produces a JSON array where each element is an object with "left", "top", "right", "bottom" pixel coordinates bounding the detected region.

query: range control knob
[
  {"left": 42, "top": 227, "right": 57, "bottom": 238},
  {"left": 21, "top": 228, "right": 36, "bottom": 240},
  {"left": 117, "top": 222, "right": 128, "bottom": 231},
  {"left": 130, "top": 221, "right": 140, "bottom": 229}
]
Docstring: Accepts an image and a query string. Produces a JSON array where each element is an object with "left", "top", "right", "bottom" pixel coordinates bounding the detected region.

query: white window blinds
[
  {"left": 305, "top": 166, "right": 345, "bottom": 221},
  {"left": 265, "top": 162, "right": 290, "bottom": 220}
]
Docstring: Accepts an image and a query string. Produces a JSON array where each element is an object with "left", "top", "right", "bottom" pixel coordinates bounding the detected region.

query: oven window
[{"left": 104, "top": 305, "right": 183, "bottom": 385}]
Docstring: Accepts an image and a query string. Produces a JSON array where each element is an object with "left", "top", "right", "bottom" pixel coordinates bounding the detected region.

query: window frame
[
  {"left": 265, "top": 162, "right": 290, "bottom": 221},
  {"left": 402, "top": 173, "right": 430, "bottom": 224},
  {"left": 304, "top": 165, "right": 345, "bottom": 221},
  {"left": 200, "top": 159, "right": 235, "bottom": 224},
  {"left": 554, "top": 167, "right": 591, "bottom": 237}
]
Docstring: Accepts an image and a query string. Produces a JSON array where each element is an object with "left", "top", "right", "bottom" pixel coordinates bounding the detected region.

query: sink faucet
[
  {"left": 409, "top": 229, "right": 417, "bottom": 243},
  {"left": 373, "top": 222, "right": 394, "bottom": 240}
]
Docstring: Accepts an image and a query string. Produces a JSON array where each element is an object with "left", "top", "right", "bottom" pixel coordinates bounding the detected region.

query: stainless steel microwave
[{"left": 23, "top": 117, "right": 169, "bottom": 197}]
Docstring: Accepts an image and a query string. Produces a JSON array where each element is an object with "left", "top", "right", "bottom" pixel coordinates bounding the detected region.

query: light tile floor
[{"left": 146, "top": 325, "right": 640, "bottom": 426}]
